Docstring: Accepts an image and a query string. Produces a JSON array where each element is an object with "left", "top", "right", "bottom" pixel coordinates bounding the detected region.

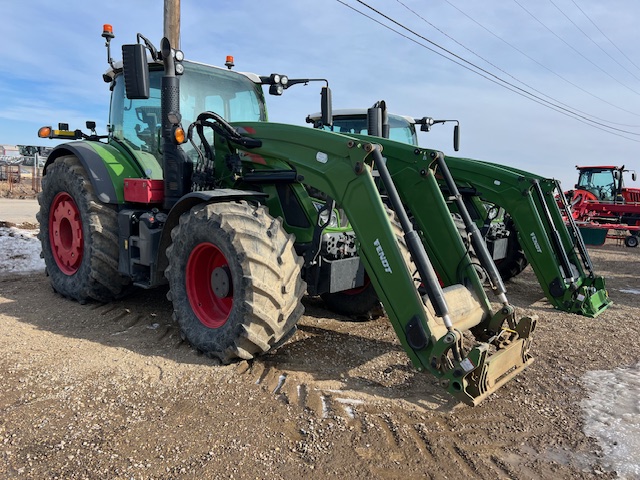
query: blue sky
[{"left": 2, "top": 0, "right": 639, "bottom": 188}]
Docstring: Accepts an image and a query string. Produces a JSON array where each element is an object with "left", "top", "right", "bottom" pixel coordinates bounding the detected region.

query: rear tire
[
  {"left": 495, "top": 217, "right": 528, "bottom": 281},
  {"left": 165, "top": 201, "right": 306, "bottom": 363},
  {"left": 37, "top": 155, "right": 130, "bottom": 303},
  {"left": 454, "top": 213, "right": 527, "bottom": 283}
]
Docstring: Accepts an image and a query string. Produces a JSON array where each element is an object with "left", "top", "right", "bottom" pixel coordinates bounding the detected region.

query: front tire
[
  {"left": 165, "top": 201, "right": 306, "bottom": 363},
  {"left": 321, "top": 279, "right": 380, "bottom": 319},
  {"left": 37, "top": 155, "right": 130, "bottom": 303},
  {"left": 495, "top": 217, "right": 528, "bottom": 281}
]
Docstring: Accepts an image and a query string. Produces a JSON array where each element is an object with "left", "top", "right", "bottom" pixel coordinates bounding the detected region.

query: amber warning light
[
  {"left": 102, "top": 24, "right": 114, "bottom": 39},
  {"left": 225, "top": 55, "right": 234, "bottom": 70},
  {"left": 38, "top": 126, "right": 51, "bottom": 138}
]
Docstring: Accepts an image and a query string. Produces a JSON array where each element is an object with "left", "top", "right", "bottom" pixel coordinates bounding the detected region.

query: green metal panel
[
  {"left": 87, "top": 141, "right": 152, "bottom": 203},
  {"left": 109, "top": 141, "right": 164, "bottom": 180}
]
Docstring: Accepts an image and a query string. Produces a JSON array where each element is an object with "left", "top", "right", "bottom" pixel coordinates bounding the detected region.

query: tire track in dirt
[
  {"left": 85, "top": 292, "right": 188, "bottom": 352},
  {"left": 239, "top": 357, "right": 574, "bottom": 479},
  {"left": 0, "top": 271, "right": 618, "bottom": 478}
]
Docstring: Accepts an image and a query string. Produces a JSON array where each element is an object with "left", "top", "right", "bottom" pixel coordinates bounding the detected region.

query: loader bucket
[{"left": 422, "top": 285, "right": 537, "bottom": 405}]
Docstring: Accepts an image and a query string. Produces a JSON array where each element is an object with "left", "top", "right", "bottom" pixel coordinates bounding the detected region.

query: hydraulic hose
[
  {"left": 532, "top": 180, "right": 577, "bottom": 289},
  {"left": 368, "top": 144, "right": 455, "bottom": 331},
  {"left": 554, "top": 179, "right": 595, "bottom": 275},
  {"left": 433, "top": 152, "right": 509, "bottom": 305}
]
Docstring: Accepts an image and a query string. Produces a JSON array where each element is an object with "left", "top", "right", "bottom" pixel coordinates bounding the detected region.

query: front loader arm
[
  {"left": 230, "top": 123, "right": 436, "bottom": 361},
  {"left": 442, "top": 157, "right": 611, "bottom": 317},
  {"left": 219, "top": 122, "right": 535, "bottom": 405},
  {"left": 339, "top": 134, "right": 610, "bottom": 317}
]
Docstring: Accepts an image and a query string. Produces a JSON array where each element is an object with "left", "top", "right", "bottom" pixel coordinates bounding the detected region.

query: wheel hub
[{"left": 211, "top": 266, "right": 231, "bottom": 298}]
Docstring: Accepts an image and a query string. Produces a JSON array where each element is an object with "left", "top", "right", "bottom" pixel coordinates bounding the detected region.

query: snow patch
[
  {"left": 581, "top": 362, "right": 640, "bottom": 479},
  {"left": 0, "top": 226, "right": 45, "bottom": 274}
]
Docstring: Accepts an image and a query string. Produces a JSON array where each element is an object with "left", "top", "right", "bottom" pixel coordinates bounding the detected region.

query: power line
[
  {"left": 337, "top": 0, "right": 640, "bottom": 139},
  {"left": 570, "top": 0, "right": 640, "bottom": 74},
  {"left": 440, "top": 0, "right": 640, "bottom": 126},
  {"left": 396, "top": 0, "right": 640, "bottom": 128},
  {"left": 512, "top": 0, "right": 640, "bottom": 97},
  {"left": 547, "top": 0, "right": 640, "bottom": 83}
]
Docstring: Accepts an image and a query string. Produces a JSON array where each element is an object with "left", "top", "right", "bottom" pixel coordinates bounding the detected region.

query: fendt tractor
[
  {"left": 565, "top": 165, "right": 640, "bottom": 247},
  {"left": 37, "top": 26, "right": 537, "bottom": 405},
  {"left": 305, "top": 108, "right": 527, "bottom": 281},
  {"left": 307, "top": 106, "right": 611, "bottom": 318}
]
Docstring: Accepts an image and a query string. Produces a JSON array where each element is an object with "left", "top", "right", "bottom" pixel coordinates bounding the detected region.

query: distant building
[{"left": 0, "top": 145, "right": 21, "bottom": 157}]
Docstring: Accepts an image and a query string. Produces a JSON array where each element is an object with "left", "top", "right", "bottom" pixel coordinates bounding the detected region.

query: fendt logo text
[{"left": 374, "top": 238, "right": 393, "bottom": 274}]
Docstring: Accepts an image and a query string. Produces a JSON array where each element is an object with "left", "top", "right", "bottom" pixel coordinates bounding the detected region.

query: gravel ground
[{"left": 1, "top": 229, "right": 638, "bottom": 479}]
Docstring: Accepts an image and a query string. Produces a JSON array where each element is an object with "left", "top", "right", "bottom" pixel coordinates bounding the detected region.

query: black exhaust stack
[{"left": 160, "top": 37, "right": 192, "bottom": 209}]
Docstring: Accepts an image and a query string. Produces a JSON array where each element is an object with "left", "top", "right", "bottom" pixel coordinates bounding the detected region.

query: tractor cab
[
  {"left": 106, "top": 60, "right": 268, "bottom": 167},
  {"left": 307, "top": 109, "right": 419, "bottom": 145},
  {"left": 306, "top": 106, "right": 459, "bottom": 151},
  {"left": 575, "top": 165, "right": 620, "bottom": 202}
]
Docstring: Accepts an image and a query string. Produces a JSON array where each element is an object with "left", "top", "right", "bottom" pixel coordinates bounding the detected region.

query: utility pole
[{"left": 164, "top": 0, "right": 180, "bottom": 49}]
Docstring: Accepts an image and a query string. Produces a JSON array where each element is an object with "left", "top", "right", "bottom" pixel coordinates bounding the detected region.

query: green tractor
[
  {"left": 307, "top": 105, "right": 611, "bottom": 318},
  {"left": 37, "top": 27, "right": 537, "bottom": 405}
]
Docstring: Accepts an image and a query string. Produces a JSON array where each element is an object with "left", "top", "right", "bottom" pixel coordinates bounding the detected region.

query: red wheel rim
[
  {"left": 49, "top": 192, "right": 83, "bottom": 275},
  {"left": 186, "top": 242, "right": 233, "bottom": 328}
]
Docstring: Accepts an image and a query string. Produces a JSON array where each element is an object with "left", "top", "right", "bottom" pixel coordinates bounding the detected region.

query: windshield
[
  {"left": 109, "top": 60, "right": 267, "bottom": 161},
  {"left": 321, "top": 113, "right": 418, "bottom": 145},
  {"left": 577, "top": 168, "right": 616, "bottom": 201}
]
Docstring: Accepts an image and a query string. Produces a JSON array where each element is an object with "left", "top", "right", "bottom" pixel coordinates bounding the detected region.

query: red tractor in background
[{"left": 564, "top": 165, "right": 640, "bottom": 247}]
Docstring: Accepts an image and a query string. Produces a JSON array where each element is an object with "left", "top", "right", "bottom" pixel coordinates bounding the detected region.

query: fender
[
  {"left": 43, "top": 141, "right": 153, "bottom": 204},
  {"left": 154, "top": 189, "right": 267, "bottom": 284}
]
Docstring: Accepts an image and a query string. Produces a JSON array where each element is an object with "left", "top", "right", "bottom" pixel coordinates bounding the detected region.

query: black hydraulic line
[
  {"left": 242, "top": 170, "right": 298, "bottom": 184},
  {"left": 368, "top": 144, "right": 453, "bottom": 330},
  {"left": 531, "top": 180, "right": 577, "bottom": 289},
  {"left": 433, "top": 152, "right": 508, "bottom": 300},
  {"left": 554, "top": 179, "right": 596, "bottom": 274}
]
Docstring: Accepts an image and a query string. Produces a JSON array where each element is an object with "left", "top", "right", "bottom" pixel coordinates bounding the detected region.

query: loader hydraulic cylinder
[
  {"left": 532, "top": 180, "right": 577, "bottom": 289},
  {"left": 434, "top": 152, "right": 509, "bottom": 304},
  {"left": 555, "top": 179, "right": 595, "bottom": 274},
  {"left": 369, "top": 144, "right": 456, "bottom": 332}
]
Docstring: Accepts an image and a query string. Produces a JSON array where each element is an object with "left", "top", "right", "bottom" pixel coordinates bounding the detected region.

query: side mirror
[
  {"left": 367, "top": 106, "right": 382, "bottom": 137},
  {"left": 367, "top": 101, "right": 386, "bottom": 138},
  {"left": 633, "top": 172, "right": 637, "bottom": 182},
  {"left": 321, "top": 86, "right": 332, "bottom": 127},
  {"left": 122, "top": 44, "right": 150, "bottom": 99},
  {"left": 380, "top": 101, "right": 389, "bottom": 139},
  {"left": 453, "top": 124, "right": 460, "bottom": 152}
]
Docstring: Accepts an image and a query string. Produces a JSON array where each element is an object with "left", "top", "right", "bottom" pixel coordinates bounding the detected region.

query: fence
[{"left": 0, "top": 156, "right": 44, "bottom": 194}]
